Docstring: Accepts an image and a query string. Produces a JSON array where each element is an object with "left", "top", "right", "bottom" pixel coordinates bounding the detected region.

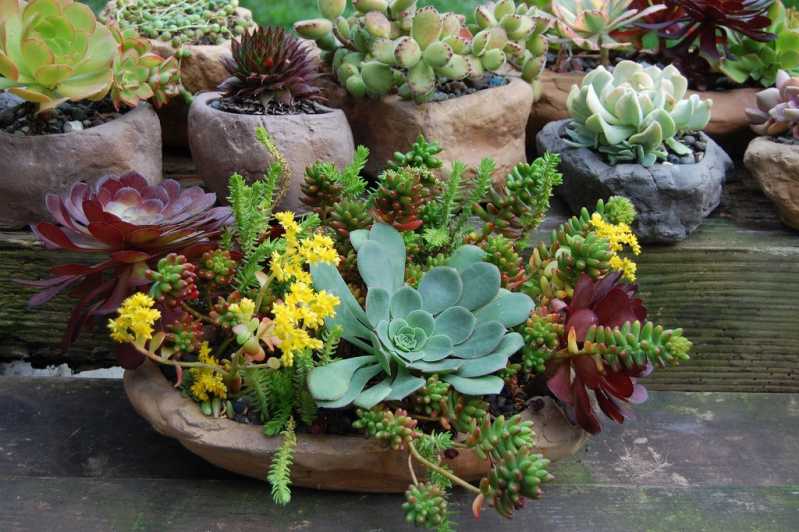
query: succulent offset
[
  {"left": 746, "top": 69, "right": 799, "bottom": 139},
  {"left": 308, "top": 223, "right": 534, "bottom": 408},
  {"left": 565, "top": 60, "right": 713, "bottom": 167},
  {"left": 294, "top": 0, "right": 551, "bottom": 103}
]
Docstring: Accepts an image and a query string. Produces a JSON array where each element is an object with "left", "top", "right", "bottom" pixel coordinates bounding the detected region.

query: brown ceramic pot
[
  {"left": 124, "top": 361, "right": 588, "bottom": 493},
  {"left": 188, "top": 92, "right": 355, "bottom": 212},
  {"left": 528, "top": 70, "right": 758, "bottom": 158},
  {"left": 0, "top": 103, "right": 162, "bottom": 229},
  {"left": 744, "top": 137, "right": 799, "bottom": 230},
  {"left": 327, "top": 78, "right": 533, "bottom": 179}
]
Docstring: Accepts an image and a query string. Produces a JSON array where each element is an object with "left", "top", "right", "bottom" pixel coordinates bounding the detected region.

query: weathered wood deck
[{"left": 0, "top": 378, "right": 796, "bottom": 531}]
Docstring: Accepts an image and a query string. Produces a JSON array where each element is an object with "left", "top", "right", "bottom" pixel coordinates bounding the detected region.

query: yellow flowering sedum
[
  {"left": 189, "top": 342, "right": 228, "bottom": 402},
  {"left": 590, "top": 213, "right": 641, "bottom": 282},
  {"left": 273, "top": 281, "right": 339, "bottom": 367},
  {"left": 108, "top": 293, "right": 161, "bottom": 346},
  {"left": 272, "top": 211, "right": 340, "bottom": 285}
]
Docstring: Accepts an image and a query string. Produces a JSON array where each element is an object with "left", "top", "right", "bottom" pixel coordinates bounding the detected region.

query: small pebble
[
  {"left": 695, "top": 151, "right": 704, "bottom": 162},
  {"left": 64, "top": 120, "right": 83, "bottom": 133},
  {"left": 694, "top": 140, "right": 707, "bottom": 151},
  {"left": 682, "top": 135, "right": 696, "bottom": 145}
]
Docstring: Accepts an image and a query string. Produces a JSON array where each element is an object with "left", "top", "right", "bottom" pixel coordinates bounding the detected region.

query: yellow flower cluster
[
  {"left": 273, "top": 281, "right": 339, "bottom": 367},
  {"left": 189, "top": 342, "right": 228, "bottom": 402},
  {"left": 108, "top": 293, "right": 161, "bottom": 345},
  {"left": 271, "top": 211, "right": 340, "bottom": 285},
  {"left": 591, "top": 213, "right": 641, "bottom": 282},
  {"left": 229, "top": 298, "right": 256, "bottom": 323}
]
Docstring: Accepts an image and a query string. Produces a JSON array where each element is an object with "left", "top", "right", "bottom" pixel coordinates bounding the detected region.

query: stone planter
[
  {"left": 334, "top": 78, "right": 533, "bottom": 179},
  {"left": 537, "top": 120, "right": 734, "bottom": 243},
  {"left": 529, "top": 70, "right": 758, "bottom": 158},
  {"left": 124, "top": 361, "right": 588, "bottom": 493},
  {"left": 744, "top": 137, "right": 799, "bottom": 230},
  {"left": 188, "top": 92, "right": 355, "bottom": 212},
  {"left": 0, "top": 103, "right": 162, "bottom": 229}
]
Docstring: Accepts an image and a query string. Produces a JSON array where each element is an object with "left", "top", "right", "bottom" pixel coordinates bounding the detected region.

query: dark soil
[
  {"left": 665, "top": 132, "right": 709, "bottom": 164},
  {"left": 210, "top": 96, "right": 327, "bottom": 116},
  {"left": 429, "top": 73, "right": 509, "bottom": 102},
  {"left": 0, "top": 98, "right": 124, "bottom": 136}
]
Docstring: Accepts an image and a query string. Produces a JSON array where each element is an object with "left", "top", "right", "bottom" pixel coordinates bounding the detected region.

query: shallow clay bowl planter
[
  {"left": 189, "top": 92, "right": 355, "bottom": 212},
  {"left": 744, "top": 137, "right": 799, "bottom": 230},
  {"left": 125, "top": 361, "right": 588, "bottom": 492},
  {"left": 330, "top": 78, "right": 533, "bottom": 179},
  {"left": 529, "top": 70, "right": 758, "bottom": 158},
  {"left": 537, "top": 120, "right": 734, "bottom": 243},
  {"left": 0, "top": 103, "right": 162, "bottom": 229}
]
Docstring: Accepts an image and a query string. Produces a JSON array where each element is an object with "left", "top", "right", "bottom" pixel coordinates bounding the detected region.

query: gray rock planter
[
  {"left": 189, "top": 92, "right": 355, "bottom": 212},
  {"left": 537, "top": 119, "right": 734, "bottom": 243},
  {"left": 0, "top": 102, "right": 162, "bottom": 229},
  {"left": 744, "top": 137, "right": 799, "bottom": 230}
]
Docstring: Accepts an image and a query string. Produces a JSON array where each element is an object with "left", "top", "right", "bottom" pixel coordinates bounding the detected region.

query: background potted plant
[
  {"left": 744, "top": 69, "right": 799, "bottom": 230},
  {"left": 537, "top": 60, "right": 734, "bottom": 242},
  {"left": 295, "top": 0, "right": 549, "bottom": 178},
  {"left": 0, "top": 0, "right": 182, "bottom": 228},
  {"left": 188, "top": 25, "right": 355, "bottom": 212},
  {"left": 100, "top": 0, "right": 256, "bottom": 147}
]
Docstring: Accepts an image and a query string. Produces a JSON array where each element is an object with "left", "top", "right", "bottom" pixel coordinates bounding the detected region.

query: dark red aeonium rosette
[
  {"left": 546, "top": 272, "right": 650, "bottom": 435},
  {"left": 22, "top": 173, "right": 232, "bottom": 349}
]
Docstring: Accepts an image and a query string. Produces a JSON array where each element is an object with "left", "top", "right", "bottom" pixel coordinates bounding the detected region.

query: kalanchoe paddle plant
[
  {"left": 23, "top": 173, "right": 231, "bottom": 348},
  {"left": 294, "top": 0, "right": 551, "bottom": 102},
  {"left": 565, "top": 60, "right": 713, "bottom": 166},
  {"left": 0, "top": 0, "right": 183, "bottom": 113},
  {"left": 219, "top": 25, "right": 323, "bottom": 106},
  {"left": 746, "top": 69, "right": 799, "bottom": 138},
  {"left": 308, "top": 223, "right": 534, "bottom": 407}
]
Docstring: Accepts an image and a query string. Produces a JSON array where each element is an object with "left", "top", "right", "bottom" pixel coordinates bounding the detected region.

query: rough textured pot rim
[
  {"left": 124, "top": 360, "right": 588, "bottom": 493},
  {"left": 744, "top": 136, "right": 799, "bottom": 231},
  {"left": 0, "top": 101, "right": 153, "bottom": 142},
  {"left": 196, "top": 91, "right": 339, "bottom": 119}
]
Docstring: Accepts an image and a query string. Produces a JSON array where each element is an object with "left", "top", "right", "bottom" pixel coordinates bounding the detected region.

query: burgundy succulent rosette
[{"left": 23, "top": 172, "right": 231, "bottom": 347}]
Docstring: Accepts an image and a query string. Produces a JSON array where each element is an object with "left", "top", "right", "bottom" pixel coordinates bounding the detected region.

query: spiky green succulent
[
  {"left": 308, "top": 223, "right": 534, "bottom": 408},
  {"left": 565, "top": 61, "right": 713, "bottom": 167},
  {"left": 0, "top": 0, "right": 118, "bottom": 112},
  {"left": 389, "top": 134, "right": 444, "bottom": 170},
  {"left": 402, "top": 482, "right": 449, "bottom": 528},
  {"left": 295, "top": 0, "right": 549, "bottom": 103}
]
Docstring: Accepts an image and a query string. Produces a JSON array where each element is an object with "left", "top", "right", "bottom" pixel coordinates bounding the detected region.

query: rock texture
[
  {"left": 337, "top": 78, "right": 533, "bottom": 179},
  {"left": 188, "top": 92, "right": 355, "bottom": 212},
  {"left": 0, "top": 103, "right": 162, "bottom": 229},
  {"left": 124, "top": 361, "right": 588, "bottom": 493},
  {"left": 537, "top": 120, "right": 733, "bottom": 242},
  {"left": 744, "top": 137, "right": 799, "bottom": 230},
  {"left": 528, "top": 70, "right": 758, "bottom": 158}
]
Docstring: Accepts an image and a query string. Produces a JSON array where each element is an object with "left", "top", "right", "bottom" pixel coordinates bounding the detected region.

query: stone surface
[
  {"left": 124, "top": 361, "right": 588, "bottom": 493},
  {"left": 744, "top": 137, "right": 799, "bottom": 230},
  {"left": 335, "top": 78, "right": 533, "bottom": 179},
  {"left": 0, "top": 103, "right": 162, "bottom": 229},
  {"left": 528, "top": 70, "right": 758, "bottom": 158},
  {"left": 188, "top": 92, "right": 355, "bottom": 212},
  {"left": 537, "top": 120, "right": 734, "bottom": 242}
]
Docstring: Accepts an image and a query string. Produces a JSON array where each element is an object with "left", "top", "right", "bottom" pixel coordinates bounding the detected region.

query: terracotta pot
[
  {"left": 529, "top": 70, "right": 758, "bottom": 158},
  {"left": 328, "top": 78, "right": 533, "bottom": 179},
  {"left": 537, "top": 120, "right": 734, "bottom": 243},
  {"left": 124, "top": 361, "right": 588, "bottom": 493},
  {"left": 744, "top": 137, "right": 799, "bottom": 230},
  {"left": 188, "top": 92, "right": 355, "bottom": 212},
  {"left": 0, "top": 103, "right": 162, "bottom": 229}
]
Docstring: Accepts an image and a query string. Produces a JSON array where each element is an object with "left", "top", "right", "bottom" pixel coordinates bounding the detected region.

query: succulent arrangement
[
  {"left": 0, "top": 0, "right": 183, "bottom": 115},
  {"left": 564, "top": 60, "right": 713, "bottom": 166},
  {"left": 746, "top": 68, "right": 799, "bottom": 138},
  {"left": 294, "top": 0, "right": 552, "bottom": 102},
  {"left": 101, "top": 0, "right": 255, "bottom": 48}
]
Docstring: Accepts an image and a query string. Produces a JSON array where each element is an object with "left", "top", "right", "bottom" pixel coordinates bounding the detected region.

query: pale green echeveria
[
  {"left": 0, "top": 0, "right": 118, "bottom": 113},
  {"left": 309, "top": 223, "right": 534, "bottom": 409},
  {"left": 565, "top": 60, "right": 713, "bottom": 167}
]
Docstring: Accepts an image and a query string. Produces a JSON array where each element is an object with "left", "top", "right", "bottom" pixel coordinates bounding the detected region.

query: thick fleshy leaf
[
  {"left": 456, "top": 262, "right": 500, "bottom": 310},
  {"left": 443, "top": 374, "right": 504, "bottom": 396},
  {"left": 366, "top": 287, "right": 390, "bottom": 327},
  {"left": 456, "top": 332, "right": 525, "bottom": 378},
  {"left": 307, "top": 355, "right": 376, "bottom": 401},
  {"left": 451, "top": 320, "right": 506, "bottom": 359},
  {"left": 474, "top": 292, "right": 534, "bottom": 328},
  {"left": 419, "top": 334, "right": 453, "bottom": 362},
  {"left": 446, "top": 245, "right": 486, "bottom": 272},
  {"left": 408, "top": 358, "right": 463, "bottom": 373},
  {"left": 318, "top": 363, "right": 384, "bottom": 409},
  {"left": 390, "top": 286, "right": 423, "bottom": 319},
  {"left": 354, "top": 377, "right": 393, "bottom": 409},
  {"left": 433, "top": 306, "right": 476, "bottom": 344},
  {"left": 367, "top": 223, "right": 406, "bottom": 290},
  {"left": 357, "top": 240, "right": 396, "bottom": 293},
  {"left": 405, "top": 309, "right": 435, "bottom": 336},
  {"left": 385, "top": 368, "right": 426, "bottom": 401},
  {"left": 311, "top": 262, "right": 372, "bottom": 339},
  {"left": 350, "top": 230, "right": 369, "bottom": 251},
  {"left": 419, "top": 267, "right": 462, "bottom": 314}
]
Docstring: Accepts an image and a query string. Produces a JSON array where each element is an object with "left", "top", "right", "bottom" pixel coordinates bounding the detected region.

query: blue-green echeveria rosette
[{"left": 309, "top": 223, "right": 534, "bottom": 410}]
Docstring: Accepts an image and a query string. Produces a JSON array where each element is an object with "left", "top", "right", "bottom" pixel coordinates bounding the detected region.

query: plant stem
[
  {"left": 182, "top": 302, "right": 215, "bottom": 324},
  {"left": 600, "top": 46, "right": 610, "bottom": 67},
  {"left": 407, "top": 440, "right": 481, "bottom": 496},
  {"left": 136, "top": 345, "right": 222, "bottom": 371},
  {"left": 408, "top": 454, "right": 419, "bottom": 485}
]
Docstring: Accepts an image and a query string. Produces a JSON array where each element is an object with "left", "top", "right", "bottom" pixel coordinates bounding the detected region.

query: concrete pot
[
  {"left": 744, "top": 137, "right": 799, "bottom": 230},
  {"left": 188, "top": 92, "right": 355, "bottom": 212},
  {"left": 124, "top": 361, "right": 589, "bottom": 493},
  {"left": 331, "top": 78, "right": 533, "bottom": 179},
  {"left": 537, "top": 120, "right": 734, "bottom": 243},
  {"left": 0, "top": 103, "right": 162, "bottom": 229},
  {"left": 529, "top": 70, "right": 758, "bottom": 159}
]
